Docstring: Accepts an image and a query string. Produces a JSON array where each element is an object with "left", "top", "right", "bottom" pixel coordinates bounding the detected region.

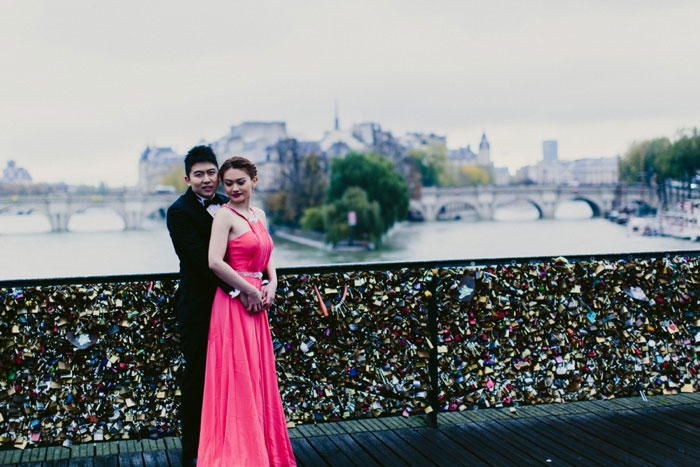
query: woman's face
[{"left": 222, "top": 167, "right": 256, "bottom": 204}]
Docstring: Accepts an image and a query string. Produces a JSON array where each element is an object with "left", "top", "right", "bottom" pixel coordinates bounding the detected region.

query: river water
[{"left": 0, "top": 202, "right": 697, "bottom": 280}]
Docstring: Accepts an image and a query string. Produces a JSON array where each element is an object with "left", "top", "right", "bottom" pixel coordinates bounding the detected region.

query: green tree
[
  {"left": 619, "top": 131, "right": 700, "bottom": 185},
  {"left": 405, "top": 144, "right": 449, "bottom": 188},
  {"left": 322, "top": 187, "right": 383, "bottom": 246},
  {"left": 667, "top": 128, "right": 700, "bottom": 183},
  {"left": 299, "top": 205, "right": 325, "bottom": 232},
  {"left": 327, "top": 151, "right": 408, "bottom": 232},
  {"left": 619, "top": 137, "right": 671, "bottom": 184}
]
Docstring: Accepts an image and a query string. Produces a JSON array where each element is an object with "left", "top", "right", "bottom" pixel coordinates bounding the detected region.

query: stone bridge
[
  {"left": 0, "top": 192, "right": 179, "bottom": 232},
  {"left": 409, "top": 184, "right": 657, "bottom": 221}
]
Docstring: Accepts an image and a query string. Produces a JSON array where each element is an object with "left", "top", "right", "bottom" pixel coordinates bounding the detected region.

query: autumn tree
[
  {"left": 264, "top": 139, "right": 327, "bottom": 226},
  {"left": 160, "top": 164, "right": 188, "bottom": 192},
  {"left": 404, "top": 143, "right": 450, "bottom": 189}
]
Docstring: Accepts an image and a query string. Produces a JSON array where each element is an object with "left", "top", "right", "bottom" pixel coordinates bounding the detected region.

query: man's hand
[{"left": 261, "top": 280, "right": 277, "bottom": 310}]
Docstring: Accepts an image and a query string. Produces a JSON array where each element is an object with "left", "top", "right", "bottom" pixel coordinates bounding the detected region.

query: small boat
[
  {"left": 627, "top": 216, "right": 660, "bottom": 236},
  {"left": 659, "top": 200, "right": 700, "bottom": 241}
]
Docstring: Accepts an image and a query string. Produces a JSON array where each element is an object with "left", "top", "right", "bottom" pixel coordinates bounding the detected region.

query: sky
[{"left": 1, "top": 0, "right": 699, "bottom": 186}]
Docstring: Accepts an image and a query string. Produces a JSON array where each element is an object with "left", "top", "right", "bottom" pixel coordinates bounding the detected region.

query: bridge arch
[
  {"left": 493, "top": 198, "right": 544, "bottom": 219},
  {"left": 407, "top": 203, "right": 427, "bottom": 221},
  {"left": 404, "top": 185, "right": 635, "bottom": 222},
  {"left": 435, "top": 201, "right": 480, "bottom": 220},
  {"left": 0, "top": 193, "right": 178, "bottom": 232},
  {"left": 562, "top": 196, "right": 602, "bottom": 217},
  {"left": 68, "top": 206, "right": 127, "bottom": 231}
]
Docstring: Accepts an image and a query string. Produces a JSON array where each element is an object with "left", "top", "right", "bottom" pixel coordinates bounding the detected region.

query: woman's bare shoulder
[{"left": 212, "top": 205, "right": 235, "bottom": 225}]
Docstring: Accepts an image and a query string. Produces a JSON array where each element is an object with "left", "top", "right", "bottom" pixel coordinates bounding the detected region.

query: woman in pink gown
[{"left": 198, "top": 156, "right": 296, "bottom": 466}]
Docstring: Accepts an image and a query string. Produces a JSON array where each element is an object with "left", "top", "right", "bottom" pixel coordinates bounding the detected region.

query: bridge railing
[{"left": 1, "top": 250, "right": 698, "bottom": 448}]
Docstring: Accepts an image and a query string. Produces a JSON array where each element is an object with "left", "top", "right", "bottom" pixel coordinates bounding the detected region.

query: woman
[{"left": 198, "top": 156, "right": 296, "bottom": 466}]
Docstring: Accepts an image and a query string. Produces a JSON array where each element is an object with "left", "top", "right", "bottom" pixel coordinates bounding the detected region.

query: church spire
[
  {"left": 479, "top": 132, "right": 489, "bottom": 150},
  {"left": 334, "top": 99, "right": 339, "bottom": 131},
  {"left": 477, "top": 131, "right": 491, "bottom": 165}
]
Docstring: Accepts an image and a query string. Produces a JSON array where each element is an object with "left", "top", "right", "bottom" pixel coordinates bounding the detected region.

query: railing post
[{"left": 427, "top": 272, "right": 439, "bottom": 428}]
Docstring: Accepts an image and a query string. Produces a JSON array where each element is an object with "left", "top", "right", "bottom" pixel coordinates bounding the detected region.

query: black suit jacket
[{"left": 166, "top": 188, "right": 230, "bottom": 325}]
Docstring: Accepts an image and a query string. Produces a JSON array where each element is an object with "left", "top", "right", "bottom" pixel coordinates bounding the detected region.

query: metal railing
[{"left": 1, "top": 249, "right": 699, "bottom": 447}]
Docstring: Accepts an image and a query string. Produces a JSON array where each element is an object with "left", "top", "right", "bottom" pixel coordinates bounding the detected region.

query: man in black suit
[{"left": 166, "top": 146, "right": 232, "bottom": 466}]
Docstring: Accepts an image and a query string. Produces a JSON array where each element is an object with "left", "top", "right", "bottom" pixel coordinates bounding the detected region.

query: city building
[
  {"left": 138, "top": 146, "right": 181, "bottom": 193},
  {"left": 138, "top": 122, "right": 289, "bottom": 193},
  {"left": 259, "top": 139, "right": 323, "bottom": 192},
  {"left": 477, "top": 132, "right": 491, "bottom": 166},
  {"left": 211, "top": 121, "right": 288, "bottom": 165},
  {"left": 513, "top": 141, "right": 618, "bottom": 185},
  {"left": 399, "top": 132, "right": 447, "bottom": 150},
  {"left": 446, "top": 133, "right": 510, "bottom": 184},
  {"left": 493, "top": 167, "right": 511, "bottom": 186},
  {"left": 571, "top": 157, "right": 619, "bottom": 185},
  {"left": 448, "top": 133, "right": 492, "bottom": 168},
  {"left": 318, "top": 125, "right": 368, "bottom": 158},
  {"left": 1, "top": 160, "right": 32, "bottom": 185},
  {"left": 448, "top": 145, "right": 478, "bottom": 166},
  {"left": 137, "top": 119, "right": 517, "bottom": 193},
  {"left": 542, "top": 140, "right": 558, "bottom": 162}
]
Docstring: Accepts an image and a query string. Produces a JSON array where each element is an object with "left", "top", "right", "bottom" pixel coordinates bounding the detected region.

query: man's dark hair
[{"left": 184, "top": 146, "right": 218, "bottom": 176}]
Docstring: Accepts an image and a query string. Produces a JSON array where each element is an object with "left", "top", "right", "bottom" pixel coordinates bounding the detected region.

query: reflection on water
[
  {"left": 494, "top": 200, "right": 540, "bottom": 221},
  {"left": 69, "top": 208, "right": 125, "bottom": 232},
  {"left": 0, "top": 203, "right": 697, "bottom": 280},
  {"left": 554, "top": 200, "right": 594, "bottom": 220},
  {"left": 0, "top": 213, "right": 50, "bottom": 234},
  {"left": 492, "top": 200, "right": 594, "bottom": 221}
]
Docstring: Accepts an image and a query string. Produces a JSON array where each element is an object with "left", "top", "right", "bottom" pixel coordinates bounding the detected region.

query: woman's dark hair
[
  {"left": 184, "top": 145, "right": 218, "bottom": 176},
  {"left": 219, "top": 156, "right": 258, "bottom": 181}
]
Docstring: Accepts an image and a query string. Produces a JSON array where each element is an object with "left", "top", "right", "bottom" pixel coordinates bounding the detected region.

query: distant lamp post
[{"left": 347, "top": 210, "right": 357, "bottom": 246}]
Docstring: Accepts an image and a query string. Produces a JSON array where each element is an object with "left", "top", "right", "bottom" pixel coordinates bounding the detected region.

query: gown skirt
[{"left": 198, "top": 208, "right": 295, "bottom": 466}]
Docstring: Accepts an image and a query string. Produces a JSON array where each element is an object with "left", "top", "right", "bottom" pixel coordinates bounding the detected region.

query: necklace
[{"left": 228, "top": 204, "right": 258, "bottom": 223}]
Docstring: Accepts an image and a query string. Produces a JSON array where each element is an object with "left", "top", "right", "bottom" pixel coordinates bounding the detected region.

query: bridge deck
[{"left": 1, "top": 393, "right": 699, "bottom": 466}]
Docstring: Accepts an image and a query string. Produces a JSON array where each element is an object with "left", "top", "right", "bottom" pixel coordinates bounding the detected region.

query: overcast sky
[{"left": 2, "top": 0, "right": 699, "bottom": 186}]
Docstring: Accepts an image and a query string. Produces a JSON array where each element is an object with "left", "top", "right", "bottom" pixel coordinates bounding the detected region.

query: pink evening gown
[{"left": 198, "top": 206, "right": 296, "bottom": 466}]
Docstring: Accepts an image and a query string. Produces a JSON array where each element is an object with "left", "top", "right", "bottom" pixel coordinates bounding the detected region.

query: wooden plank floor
[{"left": 1, "top": 392, "right": 699, "bottom": 466}]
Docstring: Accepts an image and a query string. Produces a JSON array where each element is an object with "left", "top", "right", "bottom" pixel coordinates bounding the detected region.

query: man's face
[{"left": 185, "top": 162, "right": 218, "bottom": 198}]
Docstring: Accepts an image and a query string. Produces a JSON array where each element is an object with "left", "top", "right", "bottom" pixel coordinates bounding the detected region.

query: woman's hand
[
  {"left": 261, "top": 280, "right": 277, "bottom": 309},
  {"left": 242, "top": 288, "right": 264, "bottom": 314}
]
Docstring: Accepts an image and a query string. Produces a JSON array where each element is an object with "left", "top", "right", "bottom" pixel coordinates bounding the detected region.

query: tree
[
  {"left": 160, "top": 165, "right": 188, "bottom": 192},
  {"left": 265, "top": 139, "right": 328, "bottom": 227},
  {"left": 619, "top": 131, "right": 700, "bottom": 185},
  {"left": 322, "top": 187, "right": 384, "bottom": 245},
  {"left": 453, "top": 165, "right": 491, "bottom": 186},
  {"left": 619, "top": 137, "right": 671, "bottom": 184},
  {"left": 405, "top": 144, "right": 450, "bottom": 188},
  {"left": 327, "top": 151, "right": 409, "bottom": 232},
  {"left": 299, "top": 206, "right": 325, "bottom": 232},
  {"left": 667, "top": 128, "right": 700, "bottom": 183}
]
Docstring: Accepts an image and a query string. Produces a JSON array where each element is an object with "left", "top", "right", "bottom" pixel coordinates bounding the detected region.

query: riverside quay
[{"left": 1, "top": 251, "right": 699, "bottom": 465}]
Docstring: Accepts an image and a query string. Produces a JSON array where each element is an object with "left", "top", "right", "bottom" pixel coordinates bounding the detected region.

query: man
[{"left": 166, "top": 145, "right": 231, "bottom": 466}]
